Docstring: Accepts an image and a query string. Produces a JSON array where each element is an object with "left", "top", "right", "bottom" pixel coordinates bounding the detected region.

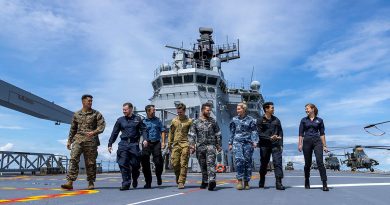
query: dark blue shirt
[
  {"left": 143, "top": 117, "right": 165, "bottom": 142},
  {"left": 108, "top": 115, "right": 146, "bottom": 147},
  {"left": 257, "top": 115, "right": 283, "bottom": 146},
  {"left": 299, "top": 117, "right": 325, "bottom": 139}
]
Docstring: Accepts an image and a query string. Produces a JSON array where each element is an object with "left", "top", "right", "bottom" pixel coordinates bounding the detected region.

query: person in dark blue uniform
[
  {"left": 108, "top": 102, "right": 146, "bottom": 191},
  {"left": 257, "top": 102, "right": 285, "bottom": 190},
  {"left": 298, "top": 103, "right": 329, "bottom": 191},
  {"left": 141, "top": 104, "right": 166, "bottom": 189}
]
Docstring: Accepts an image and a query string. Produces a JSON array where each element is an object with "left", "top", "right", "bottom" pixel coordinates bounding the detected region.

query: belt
[
  {"left": 121, "top": 138, "right": 139, "bottom": 143},
  {"left": 147, "top": 140, "right": 160, "bottom": 143}
]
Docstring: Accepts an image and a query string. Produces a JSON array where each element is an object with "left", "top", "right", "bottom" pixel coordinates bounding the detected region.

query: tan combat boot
[
  {"left": 178, "top": 183, "right": 185, "bottom": 189},
  {"left": 61, "top": 181, "right": 73, "bottom": 190},
  {"left": 244, "top": 181, "right": 250, "bottom": 190},
  {"left": 88, "top": 181, "right": 94, "bottom": 190},
  {"left": 236, "top": 179, "right": 243, "bottom": 190}
]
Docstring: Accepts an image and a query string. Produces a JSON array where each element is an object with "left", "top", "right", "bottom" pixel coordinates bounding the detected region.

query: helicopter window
[
  {"left": 207, "top": 77, "right": 218, "bottom": 85},
  {"left": 198, "top": 85, "right": 207, "bottom": 92},
  {"left": 183, "top": 74, "right": 194, "bottom": 83},
  {"left": 208, "top": 87, "right": 215, "bottom": 93},
  {"left": 162, "top": 77, "right": 172, "bottom": 85},
  {"left": 173, "top": 76, "right": 183, "bottom": 84},
  {"left": 196, "top": 75, "right": 207, "bottom": 84}
]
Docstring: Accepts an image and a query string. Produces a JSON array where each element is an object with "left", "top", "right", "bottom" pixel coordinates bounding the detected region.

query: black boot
[
  {"left": 200, "top": 182, "right": 208, "bottom": 189},
  {"left": 157, "top": 176, "right": 162, "bottom": 186},
  {"left": 132, "top": 180, "right": 138, "bottom": 188},
  {"left": 322, "top": 181, "right": 329, "bottom": 191},
  {"left": 275, "top": 177, "right": 285, "bottom": 190},
  {"left": 259, "top": 175, "right": 265, "bottom": 188},
  {"left": 144, "top": 182, "right": 151, "bottom": 189},
  {"left": 305, "top": 178, "right": 310, "bottom": 189},
  {"left": 120, "top": 185, "right": 130, "bottom": 191},
  {"left": 208, "top": 181, "right": 216, "bottom": 191}
]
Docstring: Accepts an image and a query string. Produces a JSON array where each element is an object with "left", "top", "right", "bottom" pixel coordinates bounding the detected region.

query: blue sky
[{"left": 0, "top": 0, "right": 389, "bottom": 170}]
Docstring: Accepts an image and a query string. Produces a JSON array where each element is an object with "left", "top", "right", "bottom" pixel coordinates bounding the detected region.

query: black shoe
[
  {"left": 157, "top": 176, "right": 162, "bottom": 186},
  {"left": 322, "top": 181, "right": 329, "bottom": 191},
  {"left": 208, "top": 181, "right": 216, "bottom": 191},
  {"left": 132, "top": 180, "right": 138, "bottom": 188},
  {"left": 275, "top": 177, "right": 285, "bottom": 190},
  {"left": 305, "top": 178, "right": 310, "bottom": 189},
  {"left": 120, "top": 185, "right": 130, "bottom": 191},
  {"left": 259, "top": 176, "right": 265, "bottom": 188},
  {"left": 200, "top": 182, "right": 208, "bottom": 189},
  {"left": 144, "top": 183, "right": 152, "bottom": 189}
]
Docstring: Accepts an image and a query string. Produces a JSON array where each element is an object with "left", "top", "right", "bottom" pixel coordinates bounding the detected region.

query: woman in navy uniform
[{"left": 298, "top": 103, "right": 329, "bottom": 191}]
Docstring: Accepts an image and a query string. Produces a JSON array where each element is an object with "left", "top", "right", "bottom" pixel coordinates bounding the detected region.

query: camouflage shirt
[
  {"left": 67, "top": 109, "right": 106, "bottom": 146},
  {"left": 229, "top": 115, "right": 258, "bottom": 145},
  {"left": 168, "top": 116, "right": 192, "bottom": 147},
  {"left": 188, "top": 117, "right": 222, "bottom": 148}
]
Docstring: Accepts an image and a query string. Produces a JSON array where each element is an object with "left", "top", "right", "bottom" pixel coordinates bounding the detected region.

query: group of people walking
[{"left": 60, "top": 94, "right": 329, "bottom": 192}]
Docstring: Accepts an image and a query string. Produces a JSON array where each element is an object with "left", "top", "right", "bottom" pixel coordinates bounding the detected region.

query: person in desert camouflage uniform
[
  {"left": 168, "top": 103, "right": 192, "bottom": 189},
  {"left": 188, "top": 103, "right": 222, "bottom": 191},
  {"left": 61, "top": 94, "right": 105, "bottom": 190}
]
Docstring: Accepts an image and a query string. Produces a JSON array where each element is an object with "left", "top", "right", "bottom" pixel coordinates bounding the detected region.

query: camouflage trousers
[
  {"left": 171, "top": 143, "right": 189, "bottom": 184},
  {"left": 233, "top": 141, "right": 254, "bottom": 181},
  {"left": 67, "top": 141, "right": 98, "bottom": 182},
  {"left": 196, "top": 145, "right": 217, "bottom": 183}
]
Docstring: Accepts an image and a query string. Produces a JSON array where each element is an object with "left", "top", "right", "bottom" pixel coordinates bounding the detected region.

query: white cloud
[
  {"left": 57, "top": 139, "right": 68, "bottom": 146},
  {"left": 268, "top": 89, "right": 298, "bottom": 98},
  {"left": 0, "top": 125, "right": 24, "bottom": 130},
  {"left": 305, "top": 19, "right": 390, "bottom": 78},
  {"left": 327, "top": 80, "right": 390, "bottom": 111},
  {"left": 0, "top": 0, "right": 78, "bottom": 54},
  {"left": 0, "top": 143, "right": 14, "bottom": 151}
]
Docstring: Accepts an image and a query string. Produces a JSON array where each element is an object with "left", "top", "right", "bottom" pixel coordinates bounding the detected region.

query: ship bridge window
[
  {"left": 184, "top": 74, "right": 194, "bottom": 83},
  {"left": 198, "top": 85, "right": 207, "bottom": 92},
  {"left": 173, "top": 76, "right": 183, "bottom": 84},
  {"left": 196, "top": 75, "right": 207, "bottom": 84},
  {"left": 162, "top": 77, "right": 172, "bottom": 85},
  {"left": 207, "top": 77, "right": 218, "bottom": 85},
  {"left": 208, "top": 87, "right": 215, "bottom": 93}
]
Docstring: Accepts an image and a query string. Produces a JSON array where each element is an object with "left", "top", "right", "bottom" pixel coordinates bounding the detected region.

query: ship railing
[{"left": 0, "top": 151, "right": 68, "bottom": 175}]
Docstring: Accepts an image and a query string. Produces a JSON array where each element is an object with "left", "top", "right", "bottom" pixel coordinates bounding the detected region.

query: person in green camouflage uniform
[
  {"left": 189, "top": 103, "right": 222, "bottom": 191},
  {"left": 168, "top": 103, "right": 192, "bottom": 189},
  {"left": 61, "top": 94, "right": 105, "bottom": 190}
]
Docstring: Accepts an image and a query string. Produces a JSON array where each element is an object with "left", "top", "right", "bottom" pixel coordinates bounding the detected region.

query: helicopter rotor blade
[{"left": 364, "top": 120, "right": 390, "bottom": 136}]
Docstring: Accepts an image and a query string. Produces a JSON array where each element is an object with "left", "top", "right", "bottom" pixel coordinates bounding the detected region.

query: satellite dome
[{"left": 250, "top": 81, "right": 261, "bottom": 90}]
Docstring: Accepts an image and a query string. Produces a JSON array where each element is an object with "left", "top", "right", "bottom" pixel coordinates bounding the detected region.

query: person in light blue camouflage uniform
[{"left": 228, "top": 102, "right": 258, "bottom": 190}]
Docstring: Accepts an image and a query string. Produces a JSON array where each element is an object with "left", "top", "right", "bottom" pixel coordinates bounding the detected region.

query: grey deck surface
[{"left": 1, "top": 171, "right": 389, "bottom": 205}]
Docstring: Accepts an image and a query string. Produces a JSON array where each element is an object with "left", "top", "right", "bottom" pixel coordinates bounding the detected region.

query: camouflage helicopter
[
  {"left": 331, "top": 145, "right": 390, "bottom": 172},
  {"left": 324, "top": 153, "right": 343, "bottom": 171},
  {"left": 285, "top": 161, "right": 294, "bottom": 171}
]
